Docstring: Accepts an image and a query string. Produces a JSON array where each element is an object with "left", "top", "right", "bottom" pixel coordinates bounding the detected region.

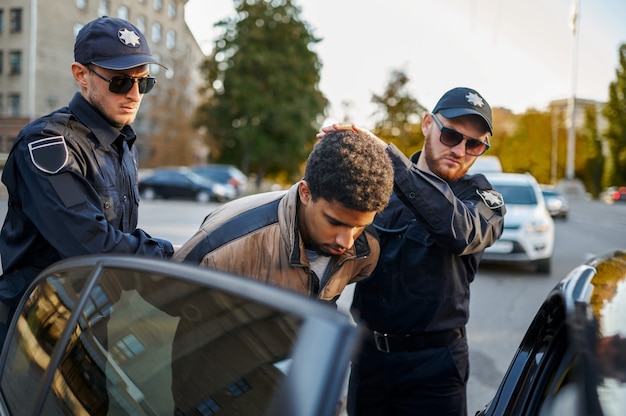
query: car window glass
[
  {"left": 0, "top": 266, "right": 304, "bottom": 415},
  {"left": 493, "top": 184, "right": 537, "bottom": 205},
  {"left": 0, "top": 266, "right": 94, "bottom": 415}
]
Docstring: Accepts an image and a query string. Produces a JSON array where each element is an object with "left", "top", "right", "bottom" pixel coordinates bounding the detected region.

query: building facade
[{"left": 0, "top": 0, "right": 207, "bottom": 165}]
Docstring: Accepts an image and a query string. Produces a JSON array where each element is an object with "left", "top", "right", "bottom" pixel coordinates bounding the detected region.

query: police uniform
[
  {"left": 347, "top": 149, "right": 505, "bottom": 416},
  {"left": 0, "top": 17, "right": 174, "bottom": 345},
  {"left": 0, "top": 92, "right": 173, "bottom": 304}
]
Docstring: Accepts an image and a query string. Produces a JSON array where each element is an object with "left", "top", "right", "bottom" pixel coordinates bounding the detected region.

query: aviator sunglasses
[
  {"left": 431, "top": 114, "right": 490, "bottom": 156},
  {"left": 88, "top": 66, "right": 157, "bottom": 95}
]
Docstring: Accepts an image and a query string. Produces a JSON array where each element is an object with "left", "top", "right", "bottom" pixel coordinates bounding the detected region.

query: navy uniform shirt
[
  {"left": 0, "top": 92, "right": 173, "bottom": 307},
  {"left": 351, "top": 146, "right": 506, "bottom": 334}
]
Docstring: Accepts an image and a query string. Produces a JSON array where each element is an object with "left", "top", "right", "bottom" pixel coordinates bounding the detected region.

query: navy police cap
[
  {"left": 74, "top": 16, "right": 166, "bottom": 70},
  {"left": 432, "top": 87, "right": 493, "bottom": 134}
]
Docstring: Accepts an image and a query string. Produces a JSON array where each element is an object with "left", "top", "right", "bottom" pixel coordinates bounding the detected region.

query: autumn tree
[
  {"left": 370, "top": 69, "right": 427, "bottom": 156},
  {"left": 499, "top": 109, "right": 553, "bottom": 183},
  {"left": 602, "top": 43, "right": 626, "bottom": 187},
  {"left": 194, "top": 0, "right": 328, "bottom": 186},
  {"left": 142, "top": 61, "right": 205, "bottom": 168}
]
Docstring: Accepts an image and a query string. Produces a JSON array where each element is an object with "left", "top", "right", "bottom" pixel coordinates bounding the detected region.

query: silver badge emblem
[
  {"left": 477, "top": 189, "right": 504, "bottom": 209},
  {"left": 466, "top": 92, "right": 485, "bottom": 108},
  {"left": 118, "top": 28, "right": 141, "bottom": 48}
]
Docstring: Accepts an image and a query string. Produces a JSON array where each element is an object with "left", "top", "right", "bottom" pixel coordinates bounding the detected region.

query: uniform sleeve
[
  {"left": 9, "top": 139, "right": 173, "bottom": 259},
  {"left": 385, "top": 144, "right": 505, "bottom": 255}
]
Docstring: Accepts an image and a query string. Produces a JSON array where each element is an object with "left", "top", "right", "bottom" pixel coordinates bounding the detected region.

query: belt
[{"left": 370, "top": 327, "right": 464, "bottom": 353}]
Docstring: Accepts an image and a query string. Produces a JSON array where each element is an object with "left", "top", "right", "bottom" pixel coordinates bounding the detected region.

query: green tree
[
  {"left": 602, "top": 43, "right": 626, "bottom": 187},
  {"left": 370, "top": 69, "right": 427, "bottom": 156},
  {"left": 194, "top": 0, "right": 328, "bottom": 187},
  {"left": 578, "top": 105, "right": 604, "bottom": 198}
]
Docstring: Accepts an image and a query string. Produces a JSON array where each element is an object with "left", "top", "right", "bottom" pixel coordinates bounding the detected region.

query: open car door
[{"left": 0, "top": 255, "right": 362, "bottom": 416}]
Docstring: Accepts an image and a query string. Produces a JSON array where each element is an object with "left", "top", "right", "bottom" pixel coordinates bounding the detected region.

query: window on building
[
  {"left": 74, "top": 23, "right": 84, "bottom": 38},
  {"left": 196, "top": 398, "right": 221, "bottom": 416},
  {"left": 9, "top": 93, "right": 20, "bottom": 116},
  {"left": 10, "top": 8, "right": 22, "bottom": 32},
  {"left": 98, "top": 0, "right": 109, "bottom": 18},
  {"left": 75, "top": 0, "right": 87, "bottom": 10},
  {"left": 0, "top": 10, "right": 4, "bottom": 33},
  {"left": 0, "top": 94, "right": 3, "bottom": 115},
  {"left": 150, "top": 54, "right": 162, "bottom": 75},
  {"left": 151, "top": 22, "right": 161, "bottom": 43},
  {"left": 153, "top": 0, "right": 162, "bottom": 12},
  {"left": 226, "top": 379, "right": 251, "bottom": 397},
  {"left": 166, "top": 30, "right": 176, "bottom": 49},
  {"left": 118, "top": 6, "right": 129, "bottom": 21},
  {"left": 0, "top": 51, "right": 3, "bottom": 75},
  {"left": 168, "top": 2, "right": 176, "bottom": 19},
  {"left": 136, "top": 15, "right": 146, "bottom": 34},
  {"left": 9, "top": 51, "right": 21, "bottom": 75},
  {"left": 114, "top": 334, "right": 146, "bottom": 359}
]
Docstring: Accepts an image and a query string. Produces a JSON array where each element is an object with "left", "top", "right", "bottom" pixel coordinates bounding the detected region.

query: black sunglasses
[
  {"left": 430, "top": 114, "right": 490, "bottom": 156},
  {"left": 88, "top": 66, "right": 157, "bottom": 95}
]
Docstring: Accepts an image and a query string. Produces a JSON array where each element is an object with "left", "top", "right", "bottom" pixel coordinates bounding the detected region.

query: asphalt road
[{"left": 1, "top": 194, "right": 625, "bottom": 413}]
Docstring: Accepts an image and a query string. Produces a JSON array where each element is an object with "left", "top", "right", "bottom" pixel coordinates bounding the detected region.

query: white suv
[{"left": 481, "top": 172, "right": 555, "bottom": 273}]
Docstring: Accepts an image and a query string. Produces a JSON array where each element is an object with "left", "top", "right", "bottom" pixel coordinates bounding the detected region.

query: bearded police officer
[{"left": 345, "top": 88, "right": 505, "bottom": 416}]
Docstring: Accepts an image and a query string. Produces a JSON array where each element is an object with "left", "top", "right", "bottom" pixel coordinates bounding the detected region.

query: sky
[{"left": 184, "top": 0, "right": 626, "bottom": 128}]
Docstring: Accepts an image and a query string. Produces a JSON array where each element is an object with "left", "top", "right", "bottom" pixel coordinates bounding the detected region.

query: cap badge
[
  {"left": 465, "top": 92, "right": 485, "bottom": 108},
  {"left": 118, "top": 28, "right": 141, "bottom": 48}
]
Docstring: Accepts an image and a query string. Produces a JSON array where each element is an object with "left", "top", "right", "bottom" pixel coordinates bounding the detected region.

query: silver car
[{"left": 482, "top": 172, "right": 555, "bottom": 273}]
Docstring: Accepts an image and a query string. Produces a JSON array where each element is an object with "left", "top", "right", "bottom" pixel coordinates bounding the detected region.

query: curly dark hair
[{"left": 304, "top": 130, "right": 394, "bottom": 212}]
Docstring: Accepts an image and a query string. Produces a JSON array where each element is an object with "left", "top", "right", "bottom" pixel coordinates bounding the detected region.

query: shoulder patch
[
  {"left": 28, "top": 136, "right": 69, "bottom": 174},
  {"left": 476, "top": 189, "right": 504, "bottom": 209}
]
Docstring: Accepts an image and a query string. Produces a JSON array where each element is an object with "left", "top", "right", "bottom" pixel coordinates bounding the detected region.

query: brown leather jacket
[{"left": 173, "top": 182, "right": 381, "bottom": 302}]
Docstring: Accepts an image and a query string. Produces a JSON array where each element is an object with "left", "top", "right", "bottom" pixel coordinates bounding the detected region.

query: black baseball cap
[
  {"left": 74, "top": 17, "right": 166, "bottom": 70},
  {"left": 432, "top": 87, "right": 493, "bottom": 134}
]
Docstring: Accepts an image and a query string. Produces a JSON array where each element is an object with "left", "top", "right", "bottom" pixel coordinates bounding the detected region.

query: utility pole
[{"left": 565, "top": 0, "right": 581, "bottom": 180}]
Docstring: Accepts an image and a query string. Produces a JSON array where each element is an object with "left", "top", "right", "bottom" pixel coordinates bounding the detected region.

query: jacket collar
[{"left": 68, "top": 92, "right": 136, "bottom": 148}]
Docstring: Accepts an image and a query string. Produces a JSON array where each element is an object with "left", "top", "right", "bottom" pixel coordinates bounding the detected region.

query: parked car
[
  {"left": 139, "top": 167, "right": 232, "bottom": 202},
  {"left": 601, "top": 186, "right": 626, "bottom": 204},
  {"left": 482, "top": 172, "right": 555, "bottom": 273},
  {"left": 468, "top": 155, "right": 503, "bottom": 174},
  {"left": 0, "top": 254, "right": 362, "bottom": 416},
  {"left": 476, "top": 249, "right": 626, "bottom": 416},
  {"left": 541, "top": 185, "right": 569, "bottom": 220},
  {"left": 192, "top": 164, "right": 248, "bottom": 198}
]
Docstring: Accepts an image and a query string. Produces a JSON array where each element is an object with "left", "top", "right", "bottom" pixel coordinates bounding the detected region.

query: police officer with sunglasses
[
  {"left": 322, "top": 87, "right": 506, "bottom": 416},
  {"left": 0, "top": 17, "right": 175, "bottom": 347}
]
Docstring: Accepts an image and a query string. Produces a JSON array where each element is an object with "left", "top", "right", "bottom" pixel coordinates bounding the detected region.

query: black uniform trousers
[{"left": 347, "top": 332, "right": 469, "bottom": 416}]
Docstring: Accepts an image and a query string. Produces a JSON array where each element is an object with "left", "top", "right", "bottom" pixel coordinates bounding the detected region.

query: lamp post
[{"left": 565, "top": 0, "right": 581, "bottom": 180}]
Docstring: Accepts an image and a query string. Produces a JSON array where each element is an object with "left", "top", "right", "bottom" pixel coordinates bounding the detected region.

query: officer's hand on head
[{"left": 316, "top": 123, "right": 387, "bottom": 149}]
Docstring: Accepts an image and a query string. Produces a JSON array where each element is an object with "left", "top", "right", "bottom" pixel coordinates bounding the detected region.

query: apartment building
[{"left": 0, "top": 0, "right": 207, "bottom": 164}]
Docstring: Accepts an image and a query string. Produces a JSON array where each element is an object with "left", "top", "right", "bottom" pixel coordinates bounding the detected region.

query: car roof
[
  {"left": 468, "top": 156, "right": 503, "bottom": 174},
  {"left": 483, "top": 172, "right": 539, "bottom": 186}
]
